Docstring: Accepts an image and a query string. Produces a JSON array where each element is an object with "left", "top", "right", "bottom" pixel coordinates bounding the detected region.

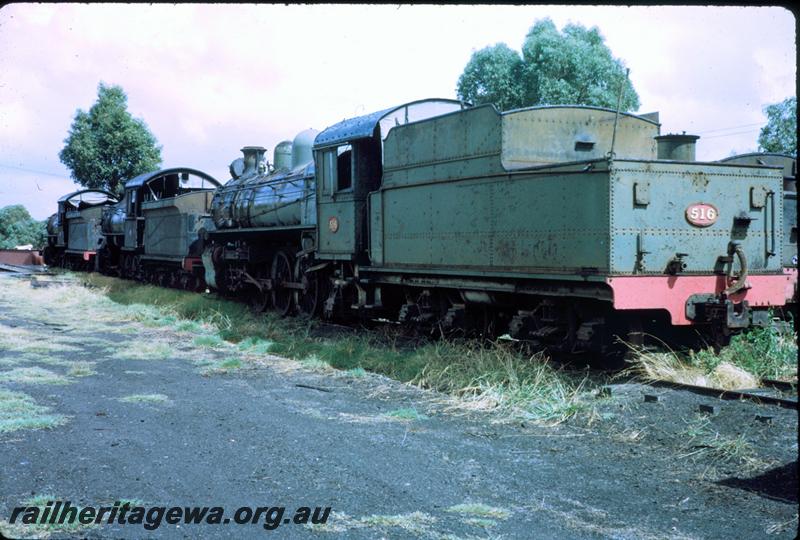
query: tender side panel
[
  {"left": 66, "top": 206, "right": 104, "bottom": 252},
  {"left": 501, "top": 107, "right": 659, "bottom": 170},
  {"left": 372, "top": 169, "right": 610, "bottom": 273},
  {"left": 142, "top": 192, "right": 213, "bottom": 260},
  {"left": 381, "top": 105, "right": 504, "bottom": 188},
  {"left": 609, "top": 161, "right": 784, "bottom": 275}
]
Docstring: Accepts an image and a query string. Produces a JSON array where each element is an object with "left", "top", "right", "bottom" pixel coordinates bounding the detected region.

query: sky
[{"left": 0, "top": 4, "right": 795, "bottom": 220}]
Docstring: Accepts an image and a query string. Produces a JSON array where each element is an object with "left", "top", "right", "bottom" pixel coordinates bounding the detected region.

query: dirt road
[{"left": 1, "top": 275, "right": 797, "bottom": 539}]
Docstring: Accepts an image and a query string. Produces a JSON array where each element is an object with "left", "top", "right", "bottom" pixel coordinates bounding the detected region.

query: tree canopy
[
  {"left": 59, "top": 83, "right": 163, "bottom": 195},
  {"left": 757, "top": 97, "right": 796, "bottom": 156},
  {"left": 0, "top": 205, "right": 46, "bottom": 249},
  {"left": 456, "top": 18, "right": 639, "bottom": 112}
]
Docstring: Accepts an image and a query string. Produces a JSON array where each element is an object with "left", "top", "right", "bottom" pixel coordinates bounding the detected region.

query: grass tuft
[
  {"left": 359, "top": 511, "right": 436, "bottom": 535},
  {"left": 66, "top": 362, "right": 96, "bottom": 377},
  {"left": 384, "top": 407, "right": 428, "bottom": 421},
  {"left": 625, "top": 324, "right": 797, "bottom": 389},
  {"left": 219, "top": 358, "right": 242, "bottom": 369},
  {"left": 300, "top": 356, "right": 333, "bottom": 371},
  {"left": 237, "top": 337, "right": 274, "bottom": 354},
  {"left": 346, "top": 367, "right": 367, "bottom": 378},
  {"left": 193, "top": 334, "right": 226, "bottom": 349},
  {"left": 446, "top": 503, "right": 511, "bottom": 520},
  {"left": 679, "top": 416, "right": 760, "bottom": 467},
  {"left": 0, "top": 367, "right": 70, "bottom": 385},
  {"left": 463, "top": 517, "right": 498, "bottom": 528},
  {"left": 112, "top": 340, "right": 177, "bottom": 361},
  {"left": 0, "top": 388, "right": 68, "bottom": 433},
  {"left": 118, "top": 393, "right": 170, "bottom": 404}
]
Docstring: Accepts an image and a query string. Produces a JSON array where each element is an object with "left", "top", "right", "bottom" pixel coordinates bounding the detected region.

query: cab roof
[
  {"left": 314, "top": 98, "right": 465, "bottom": 149},
  {"left": 124, "top": 167, "right": 221, "bottom": 190}
]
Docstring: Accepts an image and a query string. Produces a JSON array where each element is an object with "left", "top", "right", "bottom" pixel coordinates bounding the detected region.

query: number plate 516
[{"left": 685, "top": 203, "right": 718, "bottom": 227}]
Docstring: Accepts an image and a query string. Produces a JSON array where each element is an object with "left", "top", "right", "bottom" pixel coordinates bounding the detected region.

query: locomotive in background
[
  {"left": 43, "top": 189, "right": 118, "bottom": 269},
  {"left": 45, "top": 98, "right": 798, "bottom": 354}
]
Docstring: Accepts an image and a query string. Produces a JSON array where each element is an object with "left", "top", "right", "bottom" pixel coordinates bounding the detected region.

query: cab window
[
  {"left": 320, "top": 145, "right": 354, "bottom": 194},
  {"left": 336, "top": 144, "right": 352, "bottom": 191},
  {"left": 320, "top": 150, "right": 336, "bottom": 195}
]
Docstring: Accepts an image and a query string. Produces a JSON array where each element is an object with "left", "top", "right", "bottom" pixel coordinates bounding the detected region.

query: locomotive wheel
[
  {"left": 271, "top": 250, "right": 295, "bottom": 317},
  {"left": 246, "top": 266, "right": 270, "bottom": 313},
  {"left": 185, "top": 275, "right": 199, "bottom": 292},
  {"left": 294, "top": 256, "right": 322, "bottom": 317},
  {"left": 249, "top": 286, "right": 270, "bottom": 313},
  {"left": 118, "top": 255, "right": 127, "bottom": 278}
]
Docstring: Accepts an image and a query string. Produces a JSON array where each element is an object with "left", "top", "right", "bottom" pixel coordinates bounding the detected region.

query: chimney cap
[{"left": 655, "top": 133, "right": 700, "bottom": 142}]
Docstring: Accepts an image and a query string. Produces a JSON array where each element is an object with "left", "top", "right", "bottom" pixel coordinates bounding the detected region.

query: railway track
[{"left": 646, "top": 379, "right": 798, "bottom": 410}]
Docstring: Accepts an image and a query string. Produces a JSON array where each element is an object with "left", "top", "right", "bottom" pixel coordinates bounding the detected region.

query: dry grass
[
  {"left": 0, "top": 324, "right": 82, "bottom": 355},
  {"left": 624, "top": 324, "right": 797, "bottom": 390},
  {"left": 66, "top": 361, "right": 96, "bottom": 377},
  {"left": 384, "top": 407, "right": 428, "bottom": 421},
  {"left": 624, "top": 345, "right": 759, "bottom": 390},
  {"left": 0, "top": 389, "right": 68, "bottom": 433},
  {"left": 766, "top": 513, "right": 799, "bottom": 535},
  {"left": 308, "top": 511, "right": 437, "bottom": 536},
  {"left": 118, "top": 393, "right": 171, "bottom": 404},
  {"left": 446, "top": 503, "right": 511, "bottom": 520},
  {"left": 111, "top": 339, "right": 181, "bottom": 361},
  {"left": 0, "top": 367, "right": 70, "bottom": 385},
  {"left": 679, "top": 416, "right": 763, "bottom": 469},
  {"left": 428, "top": 345, "right": 592, "bottom": 425},
  {"left": 5, "top": 274, "right": 599, "bottom": 426}
]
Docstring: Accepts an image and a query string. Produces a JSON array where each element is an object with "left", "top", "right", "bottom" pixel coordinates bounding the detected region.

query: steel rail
[
  {"left": 646, "top": 379, "right": 798, "bottom": 410},
  {"left": 760, "top": 378, "right": 797, "bottom": 393}
]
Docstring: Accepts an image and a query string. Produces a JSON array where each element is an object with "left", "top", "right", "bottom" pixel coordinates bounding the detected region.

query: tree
[
  {"left": 0, "top": 205, "right": 46, "bottom": 249},
  {"left": 59, "top": 83, "right": 162, "bottom": 195},
  {"left": 758, "top": 97, "right": 796, "bottom": 156},
  {"left": 456, "top": 18, "right": 639, "bottom": 112},
  {"left": 455, "top": 44, "right": 525, "bottom": 112}
]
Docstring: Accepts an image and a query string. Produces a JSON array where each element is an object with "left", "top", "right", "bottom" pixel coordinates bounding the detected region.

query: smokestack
[{"left": 241, "top": 146, "right": 267, "bottom": 176}]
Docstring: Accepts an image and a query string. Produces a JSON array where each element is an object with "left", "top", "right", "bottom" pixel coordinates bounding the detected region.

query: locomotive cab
[
  {"left": 313, "top": 99, "right": 465, "bottom": 262},
  {"left": 45, "top": 189, "right": 118, "bottom": 269}
]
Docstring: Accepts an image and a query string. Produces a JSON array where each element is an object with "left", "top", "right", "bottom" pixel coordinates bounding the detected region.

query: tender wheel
[
  {"left": 294, "top": 255, "right": 322, "bottom": 317},
  {"left": 131, "top": 255, "right": 142, "bottom": 281},
  {"left": 271, "top": 249, "right": 295, "bottom": 317}
]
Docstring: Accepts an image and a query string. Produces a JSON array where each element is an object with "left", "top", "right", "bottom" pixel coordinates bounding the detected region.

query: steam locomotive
[{"left": 45, "top": 99, "right": 798, "bottom": 353}]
